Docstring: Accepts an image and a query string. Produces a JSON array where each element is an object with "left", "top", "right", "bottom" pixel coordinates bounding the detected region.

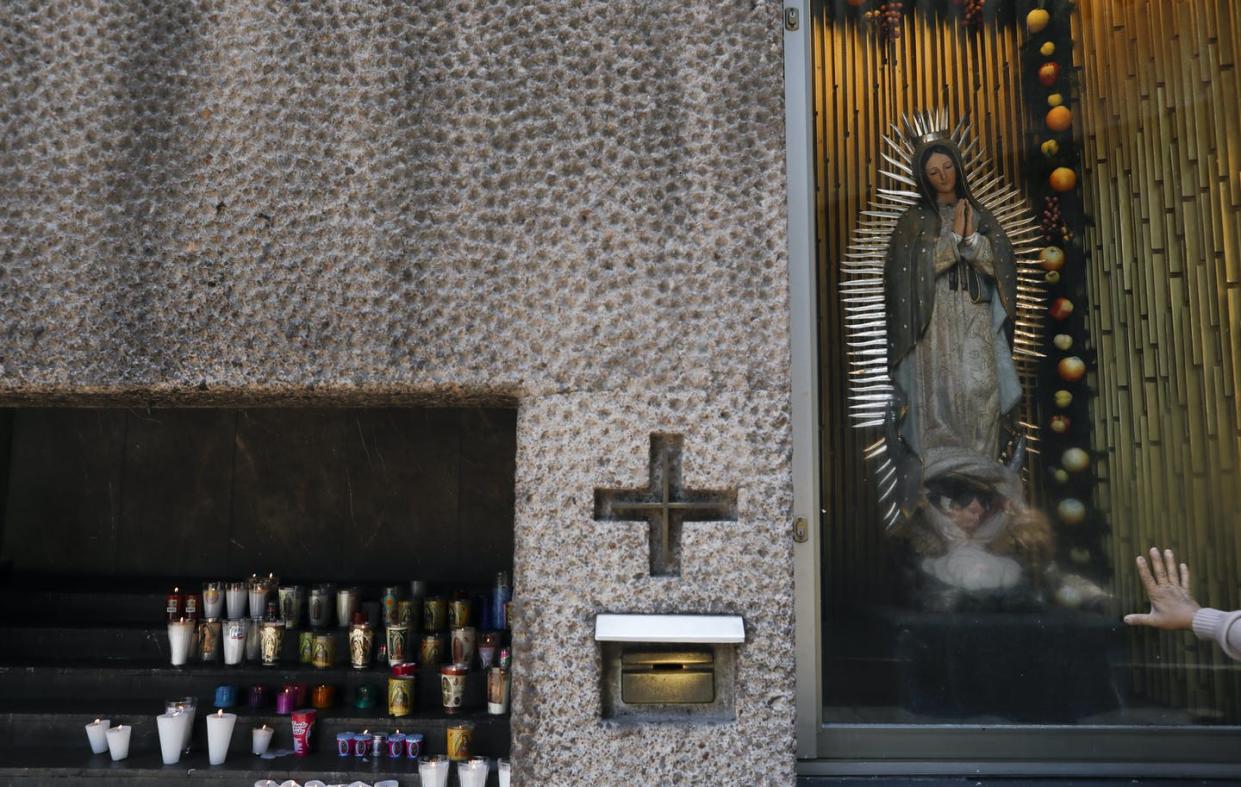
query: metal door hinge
[
  {"left": 792, "top": 516, "right": 809, "bottom": 543},
  {"left": 785, "top": 7, "right": 800, "bottom": 31}
]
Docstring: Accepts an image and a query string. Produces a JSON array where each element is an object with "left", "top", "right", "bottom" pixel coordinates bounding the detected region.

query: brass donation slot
[{"left": 620, "top": 649, "right": 715, "bottom": 705}]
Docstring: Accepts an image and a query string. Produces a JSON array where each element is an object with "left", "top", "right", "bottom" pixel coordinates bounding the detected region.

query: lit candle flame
[
  {"left": 216, "top": 709, "right": 223, "bottom": 717},
  {"left": 93, "top": 718, "right": 100, "bottom": 724}
]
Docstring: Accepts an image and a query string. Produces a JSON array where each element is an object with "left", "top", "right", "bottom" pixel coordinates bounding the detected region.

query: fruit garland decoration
[{"left": 1018, "top": 1, "right": 1103, "bottom": 582}]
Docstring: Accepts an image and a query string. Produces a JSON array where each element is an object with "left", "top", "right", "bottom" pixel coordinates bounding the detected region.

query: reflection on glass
[{"left": 816, "top": 0, "right": 1241, "bottom": 729}]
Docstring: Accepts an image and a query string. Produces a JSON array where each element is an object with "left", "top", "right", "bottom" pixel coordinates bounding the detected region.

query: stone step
[
  {"left": 0, "top": 745, "right": 499, "bottom": 786},
  {"left": 0, "top": 587, "right": 165, "bottom": 626},
  {"left": 0, "top": 661, "right": 493, "bottom": 713},
  {"left": 0, "top": 700, "right": 508, "bottom": 758}
]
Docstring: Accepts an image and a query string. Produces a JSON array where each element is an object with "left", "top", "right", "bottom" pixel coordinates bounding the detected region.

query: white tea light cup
[
  {"left": 105, "top": 725, "right": 131, "bottom": 761},
  {"left": 84, "top": 719, "right": 110, "bottom": 754}
]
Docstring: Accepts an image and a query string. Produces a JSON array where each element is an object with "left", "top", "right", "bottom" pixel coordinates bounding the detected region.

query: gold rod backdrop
[
  {"left": 813, "top": 6, "right": 1029, "bottom": 607},
  {"left": 1074, "top": 0, "right": 1241, "bottom": 719}
]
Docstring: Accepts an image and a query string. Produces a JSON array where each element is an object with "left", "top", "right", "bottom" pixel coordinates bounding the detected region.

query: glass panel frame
[{"left": 785, "top": 0, "right": 1241, "bottom": 774}]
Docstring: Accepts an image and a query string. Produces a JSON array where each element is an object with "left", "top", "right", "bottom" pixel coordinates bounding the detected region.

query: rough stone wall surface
[
  {"left": 0, "top": 1, "right": 794, "bottom": 784},
  {"left": 513, "top": 391, "right": 795, "bottom": 785}
]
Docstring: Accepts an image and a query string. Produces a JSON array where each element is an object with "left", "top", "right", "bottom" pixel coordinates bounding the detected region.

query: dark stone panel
[
  {"left": 115, "top": 410, "right": 236, "bottom": 578},
  {"left": 459, "top": 408, "right": 517, "bottom": 582},
  {"left": 230, "top": 408, "right": 469, "bottom": 583},
  {"left": 0, "top": 408, "right": 513, "bottom": 584},
  {"left": 1, "top": 410, "right": 127, "bottom": 576},
  {"left": 0, "top": 410, "right": 12, "bottom": 578}
]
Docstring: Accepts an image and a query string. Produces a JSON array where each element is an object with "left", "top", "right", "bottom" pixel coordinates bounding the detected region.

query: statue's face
[
  {"left": 923, "top": 152, "right": 957, "bottom": 197},
  {"left": 945, "top": 497, "right": 986, "bottom": 535}
]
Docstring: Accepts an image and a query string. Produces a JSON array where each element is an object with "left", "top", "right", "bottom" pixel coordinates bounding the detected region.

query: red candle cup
[{"left": 165, "top": 588, "right": 184, "bottom": 623}]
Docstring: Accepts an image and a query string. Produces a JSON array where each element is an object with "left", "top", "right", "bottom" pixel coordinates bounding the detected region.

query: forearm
[
  {"left": 1193, "top": 608, "right": 1241, "bottom": 661},
  {"left": 955, "top": 231, "right": 995, "bottom": 276},
  {"left": 933, "top": 235, "right": 958, "bottom": 274}
]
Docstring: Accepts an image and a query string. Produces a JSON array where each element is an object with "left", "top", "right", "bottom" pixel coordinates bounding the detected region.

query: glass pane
[{"left": 814, "top": 0, "right": 1241, "bottom": 729}]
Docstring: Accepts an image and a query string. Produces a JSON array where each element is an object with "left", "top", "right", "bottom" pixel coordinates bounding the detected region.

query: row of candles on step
[
  {"left": 85, "top": 702, "right": 511, "bottom": 786},
  {"left": 169, "top": 575, "right": 512, "bottom": 630},
  {"left": 199, "top": 656, "right": 512, "bottom": 718},
  {"left": 166, "top": 575, "right": 512, "bottom": 671},
  {"left": 83, "top": 699, "right": 232, "bottom": 766}
]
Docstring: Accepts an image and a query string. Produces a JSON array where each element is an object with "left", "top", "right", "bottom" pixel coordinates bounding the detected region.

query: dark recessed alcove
[{"left": 0, "top": 407, "right": 516, "bottom": 583}]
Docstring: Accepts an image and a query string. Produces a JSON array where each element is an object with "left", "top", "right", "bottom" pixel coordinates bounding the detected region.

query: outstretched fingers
[
  {"left": 1149, "top": 547, "right": 1169, "bottom": 584},
  {"left": 1163, "top": 549, "right": 1180, "bottom": 585},
  {"left": 1124, "top": 613, "right": 1151, "bottom": 626},
  {"left": 1179, "top": 561, "right": 1191, "bottom": 592},
  {"left": 1136, "top": 554, "right": 1158, "bottom": 595}
]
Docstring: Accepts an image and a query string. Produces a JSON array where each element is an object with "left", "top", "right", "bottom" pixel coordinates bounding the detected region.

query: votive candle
[
  {"left": 206, "top": 709, "right": 236, "bottom": 765},
  {"left": 498, "top": 757, "right": 511, "bottom": 787},
  {"left": 252, "top": 723, "right": 273, "bottom": 756},
  {"left": 84, "top": 718, "right": 110, "bottom": 754},
  {"left": 458, "top": 757, "right": 490, "bottom": 787},
  {"left": 223, "top": 619, "right": 246, "bottom": 665},
  {"left": 202, "top": 581, "right": 224, "bottom": 618},
  {"left": 225, "top": 581, "right": 247, "bottom": 619},
  {"left": 336, "top": 587, "right": 359, "bottom": 629},
  {"left": 167, "top": 619, "right": 195, "bottom": 667},
  {"left": 156, "top": 712, "right": 189, "bottom": 765},
  {"left": 105, "top": 725, "right": 131, "bottom": 762},
  {"left": 247, "top": 575, "right": 267, "bottom": 619},
  {"left": 419, "top": 755, "right": 450, "bottom": 787}
]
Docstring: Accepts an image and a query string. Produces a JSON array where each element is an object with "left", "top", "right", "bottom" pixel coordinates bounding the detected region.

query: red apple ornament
[
  {"left": 1058, "top": 356, "right": 1086, "bottom": 382},
  {"left": 1038, "top": 61, "right": 1061, "bottom": 87}
]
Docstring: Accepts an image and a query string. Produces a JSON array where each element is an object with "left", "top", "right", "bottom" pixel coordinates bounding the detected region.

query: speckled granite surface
[{"left": 0, "top": 1, "right": 794, "bottom": 783}]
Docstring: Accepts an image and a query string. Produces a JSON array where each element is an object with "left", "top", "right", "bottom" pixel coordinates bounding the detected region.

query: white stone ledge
[{"left": 594, "top": 613, "right": 745, "bottom": 644}]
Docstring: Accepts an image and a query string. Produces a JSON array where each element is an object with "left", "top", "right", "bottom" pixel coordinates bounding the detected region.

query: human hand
[
  {"left": 1123, "top": 547, "right": 1200, "bottom": 631},
  {"left": 963, "top": 201, "right": 975, "bottom": 237},
  {"left": 952, "top": 200, "right": 967, "bottom": 236}
]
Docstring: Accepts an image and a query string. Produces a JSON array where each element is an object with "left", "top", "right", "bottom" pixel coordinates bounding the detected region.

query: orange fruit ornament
[
  {"left": 1049, "top": 167, "right": 1077, "bottom": 192},
  {"left": 1046, "top": 105, "right": 1072, "bottom": 132}
]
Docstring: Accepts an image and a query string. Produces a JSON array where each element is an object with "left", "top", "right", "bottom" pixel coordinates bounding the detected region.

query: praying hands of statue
[
  {"left": 1123, "top": 547, "right": 1201, "bottom": 631},
  {"left": 952, "top": 199, "right": 969, "bottom": 237}
]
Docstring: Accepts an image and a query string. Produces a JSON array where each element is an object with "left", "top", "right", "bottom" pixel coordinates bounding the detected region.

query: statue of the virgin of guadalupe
[{"left": 842, "top": 113, "right": 1061, "bottom": 609}]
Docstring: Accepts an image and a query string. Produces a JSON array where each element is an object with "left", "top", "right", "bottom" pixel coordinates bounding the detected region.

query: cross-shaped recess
[{"left": 593, "top": 433, "right": 737, "bottom": 577}]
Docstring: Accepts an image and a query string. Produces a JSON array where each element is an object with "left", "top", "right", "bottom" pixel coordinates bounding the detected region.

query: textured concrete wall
[{"left": 0, "top": 1, "right": 794, "bottom": 783}]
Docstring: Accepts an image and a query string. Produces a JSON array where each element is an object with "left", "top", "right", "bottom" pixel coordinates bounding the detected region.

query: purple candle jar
[
  {"left": 336, "top": 731, "right": 354, "bottom": 757},
  {"left": 404, "top": 732, "right": 424, "bottom": 759},
  {"left": 274, "top": 688, "right": 296, "bottom": 715},
  {"left": 386, "top": 732, "right": 405, "bottom": 758},
  {"left": 282, "top": 681, "right": 308, "bottom": 707},
  {"left": 248, "top": 684, "right": 267, "bottom": 710},
  {"left": 353, "top": 732, "right": 370, "bottom": 758}
]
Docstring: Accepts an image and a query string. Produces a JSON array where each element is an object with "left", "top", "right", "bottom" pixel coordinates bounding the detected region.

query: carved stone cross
[{"left": 593, "top": 433, "right": 737, "bottom": 577}]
